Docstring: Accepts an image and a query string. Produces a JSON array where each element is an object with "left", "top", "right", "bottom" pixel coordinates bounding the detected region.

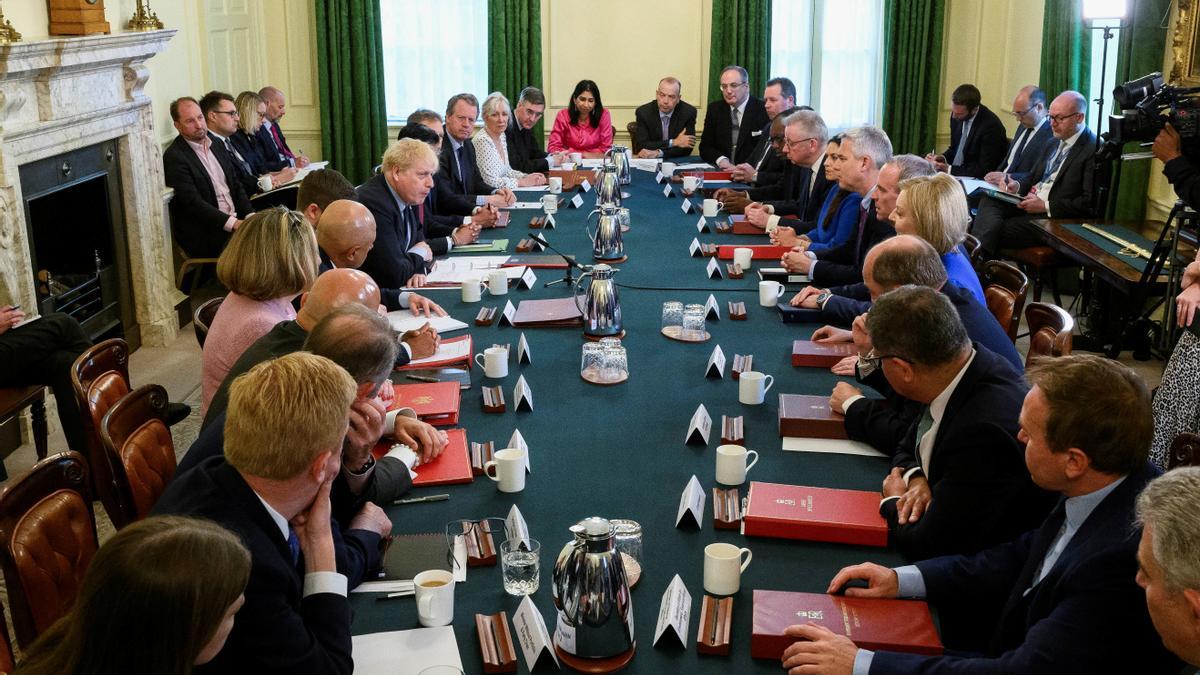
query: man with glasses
[
  {"left": 506, "top": 87, "right": 567, "bottom": 172},
  {"left": 970, "top": 90, "right": 1097, "bottom": 259},
  {"left": 634, "top": 77, "right": 697, "bottom": 159},
  {"left": 440, "top": 93, "right": 516, "bottom": 210},
  {"left": 735, "top": 109, "right": 829, "bottom": 226},
  {"left": 925, "top": 83, "right": 1008, "bottom": 179},
  {"left": 699, "top": 65, "right": 770, "bottom": 169},
  {"left": 201, "top": 90, "right": 260, "bottom": 198},
  {"left": 982, "top": 85, "right": 1054, "bottom": 185}
]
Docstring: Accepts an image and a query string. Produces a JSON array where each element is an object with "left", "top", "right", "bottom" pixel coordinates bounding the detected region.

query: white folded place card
[
  {"left": 517, "top": 333, "right": 531, "bottom": 365},
  {"left": 519, "top": 268, "right": 538, "bottom": 289},
  {"left": 706, "top": 257, "right": 722, "bottom": 279},
  {"left": 653, "top": 574, "right": 693, "bottom": 649},
  {"left": 663, "top": 184, "right": 674, "bottom": 198},
  {"left": 531, "top": 238, "right": 547, "bottom": 251},
  {"left": 569, "top": 193, "right": 584, "bottom": 209},
  {"left": 580, "top": 179, "right": 592, "bottom": 193},
  {"left": 690, "top": 238, "right": 703, "bottom": 257},
  {"left": 676, "top": 474, "right": 706, "bottom": 528},
  {"left": 509, "top": 429, "right": 530, "bottom": 472},
  {"left": 705, "top": 345, "right": 726, "bottom": 379},
  {"left": 452, "top": 534, "right": 468, "bottom": 582},
  {"left": 681, "top": 199, "right": 693, "bottom": 214},
  {"left": 655, "top": 171, "right": 665, "bottom": 183},
  {"left": 686, "top": 403, "right": 712, "bottom": 445},
  {"left": 544, "top": 213, "right": 556, "bottom": 229},
  {"left": 513, "top": 595, "right": 560, "bottom": 671},
  {"left": 514, "top": 375, "right": 533, "bottom": 412},
  {"left": 499, "top": 300, "right": 517, "bottom": 327},
  {"left": 696, "top": 215, "right": 708, "bottom": 232},
  {"left": 705, "top": 294, "right": 720, "bottom": 321},
  {"left": 507, "top": 504, "right": 531, "bottom": 547}
]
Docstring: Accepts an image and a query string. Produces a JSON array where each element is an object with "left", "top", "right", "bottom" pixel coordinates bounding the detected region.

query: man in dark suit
[
  {"left": 739, "top": 109, "right": 832, "bottom": 225},
  {"left": 297, "top": 168, "right": 356, "bottom": 226},
  {"left": 162, "top": 97, "right": 253, "bottom": 258},
  {"left": 780, "top": 126, "right": 894, "bottom": 287},
  {"left": 982, "top": 85, "right": 1054, "bottom": 185},
  {"left": 729, "top": 77, "right": 795, "bottom": 186},
  {"left": 155, "top": 352, "right": 388, "bottom": 675},
  {"left": 507, "top": 86, "right": 566, "bottom": 171},
  {"left": 698, "top": 65, "right": 770, "bottom": 169},
  {"left": 358, "top": 138, "right": 438, "bottom": 295},
  {"left": 634, "top": 77, "right": 698, "bottom": 159},
  {"left": 180, "top": 305, "right": 446, "bottom": 524},
  {"left": 396, "top": 123, "right": 483, "bottom": 256},
  {"left": 258, "top": 85, "right": 310, "bottom": 168},
  {"left": 971, "top": 91, "right": 1097, "bottom": 258},
  {"left": 927, "top": 84, "right": 1009, "bottom": 179},
  {"left": 440, "top": 93, "right": 515, "bottom": 210},
  {"left": 199, "top": 90, "right": 260, "bottom": 198},
  {"left": 781, "top": 355, "right": 1179, "bottom": 674}
]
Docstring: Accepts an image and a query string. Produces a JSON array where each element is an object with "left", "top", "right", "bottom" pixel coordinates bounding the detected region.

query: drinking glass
[
  {"left": 581, "top": 343, "right": 604, "bottom": 380},
  {"left": 661, "top": 301, "right": 684, "bottom": 334},
  {"left": 682, "top": 304, "right": 706, "bottom": 340},
  {"left": 501, "top": 538, "right": 541, "bottom": 596},
  {"left": 610, "top": 519, "right": 643, "bottom": 565},
  {"left": 601, "top": 344, "right": 628, "bottom": 382},
  {"left": 618, "top": 207, "right": 631, "bottom": 232}
]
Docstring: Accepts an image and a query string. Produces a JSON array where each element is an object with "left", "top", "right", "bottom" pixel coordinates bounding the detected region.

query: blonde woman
[
  {"left": 230, "top": 91, "right": 295, "bottom": 187},
  {"left": 891, "top": 173, "right": 985, "bottom": 303},
  {"left": 473, "top": 92, "right": 547, "bottom": 190},
  {"left": 200, "top": 207, "right": 319, "bottom": 413}
]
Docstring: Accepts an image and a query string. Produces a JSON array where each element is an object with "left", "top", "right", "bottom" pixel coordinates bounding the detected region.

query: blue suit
[{"left": 357, "top": 173, "right": 430, "bottom": 310}]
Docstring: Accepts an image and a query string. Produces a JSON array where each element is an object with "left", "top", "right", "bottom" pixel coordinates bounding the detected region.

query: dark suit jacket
[
  {"left": 699, "top": 96, "right": 770, "bottom": 166},
  {"left": 634, "top": 100, "right": 698, "bottom": 159},
  {"left": 163, "top": 134, "right": 253, "bottom": 258},
  {"left": 742, "top": 119, "right": 787, "bottom": 187},
  {"left": 179, "top": 409, "right": 414, "bottom": 526},
  {"left": 230, "top": 129, "right": 275, "bottom": 176},
  {"left": 439, "top": 138, "right": 489, "bottom": 198},
  {"left": 211, "top": 132, "right": 260, "bottom": 198},
  {"left": 871, "top": 463, "right": 1179, "bottom": 674},
  {"left": 357, "top": 173, "right": 430, "bottom": 301},
  {"left": 254, "top": 124, "right": 292, "bottom": 172},
  {"left": 811, "top": 200, "right": 893, "bottom": 286},
  {"left": 420, "top": 182, "right": 462, "bottom": 257},
  {"left": 1016, "top": 128, "right": 1099, "bottom": 218},
  {"left": 154, "top": 457, "right": 380, "bottom": 675},
  {"left": 747, "top": 161, "right": 803, "bottom": 203},
  {"left": 505, "top": 118, "right": 552, "bottom": 173},
  {"left": 944, "top": 105, "right": 1009, "bottom": 179},
  {"left": 880, "top": 345, "right": 1052, "bottom": 561},
  {"left": 997, "top": 120, "right": 1054, "bottom": 175}
]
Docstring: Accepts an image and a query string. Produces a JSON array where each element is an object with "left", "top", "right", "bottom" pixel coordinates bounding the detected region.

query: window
[
  {"left": 770, "top": 0, "right": 885, "bottom": 131},
  {"left": 380, "top": 0, "right": 489, "bottom": 124},
  {"left": 1085, "top": 20, "right": 1121, "bottom": 132}
]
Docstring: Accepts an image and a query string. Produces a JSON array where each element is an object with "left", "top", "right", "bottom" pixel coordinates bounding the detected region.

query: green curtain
[
  {"left": 880, "top": 0, "right": 945, "bottom": 156},
  {"left": 1039, "top": 0, "right": 1093, "bottom": 98},
  {"left": 1110, "top": 0, "right": 1170, "bottom": 221},
  {"left": 707, "top": 0, "right": 772, "bottom": 103},
  {"left": 315, "top": 0, "right": 389, "bottom": 185},
  {"left": 488, "top": 0, "right": 543, "bottom": 136}
]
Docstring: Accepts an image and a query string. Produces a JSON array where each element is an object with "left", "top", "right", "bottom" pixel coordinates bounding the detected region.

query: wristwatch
[
  {"left": 815, "top": 290, "right": 833, "bottom": 308},
  {"left": 345, "top": 455, "right": 375, "bottom": 476}
]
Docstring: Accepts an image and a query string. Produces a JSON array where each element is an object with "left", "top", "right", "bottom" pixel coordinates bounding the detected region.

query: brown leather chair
[
  {"left": 193, "top": 295, "right": 225, "bottom": 348},
  {"left": 961, "top": 233, "right": 983, "bottom": 271},
  {"left": 0, "top": 387, "right": 48, "bottom": 461},
  {"left": 1024, "top": 301, "right": 1074, "bottom": 368},
  {"left": 99, "top": 384, "right": 176, "bottom": 523},
  {"left": 626, "top": 121, "right": 641, "bottom": 154},
  {"left": 0, "top": 599, "right": 15, "bottom": 674},
  {"left": 1168, "top": 432, "right": 1200, "bottom": 470},
  {"left": 69, "top": 338, "right": 132, "bottom": 528},
  {"left": 0, "top": 451, "right": 97, "bottom": 650},
  {"left": 980, "top": 260, "right": 1029, "bottom": 342},
  {"left": 1006, "top": 245, "right": 1069, "bottom": 306}
]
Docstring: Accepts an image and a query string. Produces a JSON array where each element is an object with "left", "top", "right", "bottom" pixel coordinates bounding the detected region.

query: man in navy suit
[
  {"left": 981, "top": 85, "right": 1055, "bottom": 186},
  {"left": 439, "top": 93, "right": 515, "bottom": 211},
  {"left": 634, "top": 77, "right": 698, "bottom": 159},
  {"left": 155, "top": 352, "right": 389, "bottom": 674},
  {"left": 780, "top": 355, "right": 1179, "bottom": 674},
  {"left": 698, "top": 65, "right": 771, "bottom": 168},
  {"left": 358, "top": 139, "right": 438, "bottom": 298},
  {"left": 927, "top": 83, "right": 1009, "bottom": 179},
  {"left": 258, "top": 86, "right": 310, "bottom": 169}
]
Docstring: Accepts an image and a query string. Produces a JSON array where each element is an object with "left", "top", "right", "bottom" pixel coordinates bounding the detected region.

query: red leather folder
[
  {"left": 742, "top": 481, "right": 888, "bottom": 547},
  {"left": 395, "top": 335, "right": 473, "bottom": 371},
  {"left": 717, "top": 245, "right": 792, "bottom": 260},
  {"left": 703, "top": 171, "right": 733, "bottom": 181},
  {"left": 792, "top": 340, "right": 857, "bottom": 367},
  {"left": 371, "top": 428, "right": 473, "bottom": 486},
  {"left": 390, "top": 381, "right": 461, "bottom": 427},
  {"left": 778, "top": 394, "right": 848, "bottom": 439},
  {"left": 750, "top": 590, "right": 942, "bottom": 659},
  {"left": 511, "top": 298, "right": 583, "bottom": 327}
]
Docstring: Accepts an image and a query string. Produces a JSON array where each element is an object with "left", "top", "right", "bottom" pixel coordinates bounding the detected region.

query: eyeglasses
[
  {"left": 783, "top": 137, "right": 818, "bottom": 149},
  {"left": 213, "top": 109, "right": 240, "bottom": 118},
  {"left": 859, "top": 349, "right": 903, "bottom": 370},
  {"left": 719, "top": 82, "right": 747, "bottom": 91},
  {"left": 1010, "top": 108, "right": 1031, "bottom": 118},
  {"left": 1048, "top": 112, "right": 1082, "bottom": 123}
]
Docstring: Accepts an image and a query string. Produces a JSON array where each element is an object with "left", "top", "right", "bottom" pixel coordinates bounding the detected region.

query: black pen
[
  {"left": 405, "top": 375, "right": 439, "bottom": 383},
  {"left": 393, "top": 493, "right": 449, "bottom": 505}
]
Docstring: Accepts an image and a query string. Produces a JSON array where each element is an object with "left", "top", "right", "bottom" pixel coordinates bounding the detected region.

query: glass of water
[
  {"left": 661, "top": 301, "right": 683, "bottom": 334},
  {"left": 682, "top": 304, "right": 706, "bottom": 340},
  {"left": 501, "top": 538, "right": 540, "bottom": 596}
]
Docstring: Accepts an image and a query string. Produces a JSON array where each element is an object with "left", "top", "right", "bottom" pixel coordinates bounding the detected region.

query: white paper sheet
[
  {"left": 410, "top": 256, "right": 525, "bottom": 287},
  {"left": 503, "top": 201, "right": 545, "bottom": 210},
  {"left": 351, "top": 626, "right": 463, "bottom": 674},
  {"left": 386, "top": 312, "right": 469, "bottom": 334},
  {"left": 781, "top": 437, "right": 887, "bottom": 458},
  {"left": 405, "top": 338, "right": 472, "bottom": 367},
  {"left": 631, "top": 158, "right": 661, "bottom": 171},
  {"left": 580, "top": 158, "right": 605, "bottom": 168}
]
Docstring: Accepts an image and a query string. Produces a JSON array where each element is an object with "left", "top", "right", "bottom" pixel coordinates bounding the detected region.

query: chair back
[
  {"left": 69, "top": 339, "right": 131, "bottom": 527},
  {"left": 193, "top": 295, "right": 225, "bottom": 348},
  {"left": 626, "top": 121, "right": 641, "bottom": 154},
  {"left": 962, "top": 232, "right": 982, "bottom": 263},
  {"left": 1168, "top": 432, "right": 1200, "bottom": 470},
  {"left": 0, "top": 599, "right": 14, "bottom": 674},
  {"left": 99, "top": 385, "right": 177, "bottom": 523},
  {"left": 1025, "top": 301, "right": 1074, "bottom": 368},
  {"left": 980, "top": 260, "right": 1029, "bottom": 342},
  {"left": 0, "top": 451, "right": 97, "bottom": 650}
]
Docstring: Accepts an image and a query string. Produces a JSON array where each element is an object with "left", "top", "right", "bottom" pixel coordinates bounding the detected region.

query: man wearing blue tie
[{"left": 357, "top": 139, "right": 437, "bottom": 294}]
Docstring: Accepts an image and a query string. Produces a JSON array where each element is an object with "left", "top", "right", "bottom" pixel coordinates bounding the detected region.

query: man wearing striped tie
[{"left": 259, "top": 85, "right": 311, "bottom": 169}]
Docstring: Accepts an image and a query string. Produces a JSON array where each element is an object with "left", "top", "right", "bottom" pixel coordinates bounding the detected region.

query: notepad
[
  {"left": 352, "top": 627, "right": 463, "bottom": 674},
  {"left": 449, "top": 239, "right": 509, "bottom": 254},
  {"left": 404, "top": 335, "right": 472, "bottom": 367},
  {"left": 386, "top": 313, "right": 469, "bottom": 335}
]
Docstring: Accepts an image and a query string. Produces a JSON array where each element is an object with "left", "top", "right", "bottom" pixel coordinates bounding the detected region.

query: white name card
[
  {"left": 685, "top": 403, "right": 712, "bottom": 445},
  {"left": 514, "top": 375, "right": 533, "bottom": 412},
  {"left": 681, "top": 199, "right": 693, "bottom": 214},
  {"left": 706, "top": 257, "right": 722, "bottom": 279},
  {"left": 663, "top": 184, "right": 674, "bottom": 198},
  {"left": 506, "top": 503, "right": 531, "bottom": 547},
  {"left": 696, "top": 215, "right": 709, "bottom": 232},
  {"left": 704, "top": 294, "right": 721, "bottom": 321},
  {"left": 513, "top": 595, "right": 560, "bottom": 671},
  {"left": 519, "top": 267, "right": 538, "bottom": 289},
  {"left": 705, "top": 344, "right": 726, "bottom": 379},
  {"left": 655, "top": 171, "right": 665, "bottom": 184},
  {"left": 569, "top": 193, "right": 584, "bottom": 209},
  {"left": 499, "top": 300, "right": 517, "bottom": 327},
  {"left": 689, "top": 238, "right": 703, "bottom": 257},
  {"left": 544, "top": 213, "right": 556, "bottom": 229},
  {"left": 653, "top": 574, "right": 693, "bottom": 648},
  {"left": 580, "top": 179, "right": 592, "bottom": 193},
  {"left": 517, "top": 333, "right": 531, "bottom": 365},
  {"left": 508, "top": 429, "right": 530, "bottom": 473},
  {"left": 675, "top": 474, "right": 706, "bottom": 528}
]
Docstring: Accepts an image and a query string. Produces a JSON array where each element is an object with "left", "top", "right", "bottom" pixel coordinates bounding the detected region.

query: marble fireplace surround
[{"left": 0, "top": 29, "right": 179, "bottom": 347}]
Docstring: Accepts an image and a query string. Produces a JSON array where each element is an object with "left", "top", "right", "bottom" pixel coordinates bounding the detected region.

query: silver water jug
[
  {"left": 551, "top": 517, "right": 635, "bottom": 659},
  {"left": 606, "top": 145, "right": 632, "bottom": 185},
  {"left": 586, "top": 206, "right": 625, "bottom": 261},
  {"left": 573, "top": 264, "right": 622, "bottom": 338},
  {"left": 595, "top": 164, "right": 622, "bottom": 208}
]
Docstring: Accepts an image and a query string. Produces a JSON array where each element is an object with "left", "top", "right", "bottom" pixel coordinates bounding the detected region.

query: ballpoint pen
[{"left": 393, "top": 493, "right": 450, "bottom": 505}]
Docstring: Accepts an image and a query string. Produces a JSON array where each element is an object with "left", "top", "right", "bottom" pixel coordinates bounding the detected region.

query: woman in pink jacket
[{"left": 547, "top": 80, "right": 613, "bottom": 157}]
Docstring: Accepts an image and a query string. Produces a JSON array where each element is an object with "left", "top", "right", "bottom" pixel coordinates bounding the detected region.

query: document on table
[
  {"left": 782, "top": 437, "right": 886, "bottom": 458},
  {"left": 406, "top": 337, "right": 472, "bottom": 367},
  {"left": 631, "top": 158, "right": 661, "bottom": 171},
  {"left": 386, "top": 312, "right": 469, "bottom": 334},
  {"left": 957, "top": 177, "right": 992, "bottom": 195},
  {"left": 269, "top": 161, "right": 331, "bottom": 191},
  {"left": 502, "top": 202, "right": 545, "bottom": 210},
  {"left": 580, "top": 158, "right": 605, "bottom": 168},
  {"left": 673, "top": 162, "right": 714, "bottom": 172},
  {"left": 351, "top": 626, "right": 463, "bottom": 674},
  {"left": 408, "top": 256, "right": 524, "bottom": 287}
]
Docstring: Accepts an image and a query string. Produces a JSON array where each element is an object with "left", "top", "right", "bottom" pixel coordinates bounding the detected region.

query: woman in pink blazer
[{"left": 547, "top": 80, "right": 613, "bottom": 157}]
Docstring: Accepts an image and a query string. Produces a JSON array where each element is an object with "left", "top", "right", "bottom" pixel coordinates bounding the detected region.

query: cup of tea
[
  {"left": 414, "top": 569, "right": 456, "bottom": 627},
  {"left": 541, "top": 194, "right": 558, "bottom": 214},
  {"left": 548, "top": 176, "right": 563, "bottom": 193},
  {"left": 660, "top": 162, "right": 676, "bottom": 177},
  {"left": 703, "top": 542, "right": 752, "bottom": 596},
  {"left": 257, "top": 175, "right": 274, "bottom": 192},
  {"left": 462, "top": 277, "right": 482, "bottom": 303},
  {"left": 738, "top": 371, "right": 774, "bottom": 405},
  {"left": 758, "top": 280, "right": 784, "bottom": 307},
  {"left": 703, "top": 199, "right": 724, "bottom": 218},
  {"left": 488, "top": 270, "right": 508, "bottom": 295},
  {"left": 715, "top": 444, "right": 760, "bottom": 485},
  {"left": 474, "top": 346, "right": 508, "bottom": 379},
  {"left": 682, "top": 175, "right": 701, "bottom": 194},
  {"left": 483, "top": 447, "right": 526, "bottom": 493},
  {"left": 569, "top": 152, "right": 583, "bottom": 164},
  {"left": 733, "top": 247, "right": 754, "bottom": 271}
]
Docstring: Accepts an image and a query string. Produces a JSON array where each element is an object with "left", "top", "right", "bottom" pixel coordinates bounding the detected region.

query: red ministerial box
[
  {"left": 716, "top": 245, "right": 792, "bottom": 260},
  {"left": 390, "top": 380, "right": 460, "bottom": 427},
  {"left": 373, "top": 429, "right": 473, "bottom": 486},
  {"left": 742, "top": 481, "right": 888, "bottom": 547},
  {"left": 778, "top": 394, "right": 848, "bottom": 439},
  {"left": 792, "top": 340, "right": 857, "bottom": 368},
  {"left": 750, "top": 590, "right": 942, "bottom": 660}
]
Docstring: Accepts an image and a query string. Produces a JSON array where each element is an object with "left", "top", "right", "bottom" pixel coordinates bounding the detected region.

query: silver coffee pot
[
  {"left": 586, "top": 206, "right": 625, "bottom": 261},
  {"left": 605, "top": 145, "right": 632, "bottom": 185},
  {"left": 551, "top": 517, "right": 635, "bottom": 659},
  {"left": 595, "top": 163, "right": 622, "bottom": 208},
  {"left": 573, "top": 264, "right": 622, "bottom": 338}
]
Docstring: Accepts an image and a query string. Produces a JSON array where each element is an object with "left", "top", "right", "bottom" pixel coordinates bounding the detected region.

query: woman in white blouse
[{"left": 473, "top": 92, "right": 548, "bottom": 190}]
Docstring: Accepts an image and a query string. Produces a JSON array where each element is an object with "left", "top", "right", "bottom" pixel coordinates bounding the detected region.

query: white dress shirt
[{"left": 252, "top": 492, "right": 347, "bottom": 597}]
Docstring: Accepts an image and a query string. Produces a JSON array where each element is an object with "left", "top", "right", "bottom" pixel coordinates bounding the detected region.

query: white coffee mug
[
  {"left": 682, "top": 176, "right": 701, "bottom": 193},
  {"left": 483, "top": 447, "right": 526, "bottom": 493},
  {"left": 660, "top": 162, "right": 676, "bottom": 177},
  {"left": 758, "top": 280, "right": 784, "bottom": 307},
  {"left": 703, "top": 542, "right": 752, "bottom": 596},
  {"left": 257, "top": 175, "right": 273, "bottom": 192},
  {"left": 541, "top": 194, "right": 558, "bottom": 214},
  {"left": 569, "top": 152, "right": 583, "bottom": 164},
  {"left": 413, "top": 569, "right": 456, "bottom": 627},
  {"left": 733, "top": 247, "right": 754, "bottom": 271},
  {"left": 462, "top": 277, "right": 482, "bottom": 303},
  {"left": 738, "top": 371, "right": 774, "bottom": 405},
  {"left": 703, "top": 199, "right": 724, "bottom": 218},
  {"left": 474, "top": 346, "right": 508, "bottom": 378},
  {"left": 488, "top": 270, "right": 508, "bottom": 296},
  {"left": 548, "top": 177, "right": 563, "bottom": 193},
  {"left": 715, "top": 444, "right": 760, "bottom": 485}
]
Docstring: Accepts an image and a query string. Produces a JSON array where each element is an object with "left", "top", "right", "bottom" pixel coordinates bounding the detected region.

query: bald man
[
  {"left": 258, "top": 85, "right": 310, "bottom": 168},
  {"left": 202, "top": 269, "right": 438, "bottom": 428}
]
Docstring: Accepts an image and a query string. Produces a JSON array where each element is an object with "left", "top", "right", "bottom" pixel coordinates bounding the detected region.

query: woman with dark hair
[
  {"left": 547, "top": 80, "right": 614, "bottom": 156},
  {"left": 16, "top": 515, "right": 251, "bottom": 675}
]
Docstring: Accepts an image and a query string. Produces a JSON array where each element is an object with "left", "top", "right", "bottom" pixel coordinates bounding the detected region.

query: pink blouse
[
  {"left": 547, "top": 108, "right": 614, "bottom": 154},
  {"left": 200, "top": 293, "right": 297, "bottom": 415}
]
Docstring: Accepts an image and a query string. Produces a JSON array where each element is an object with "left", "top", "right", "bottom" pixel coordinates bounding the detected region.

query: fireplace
[{"left": 19, "top": 140, "right": 136, "bottom": 348}]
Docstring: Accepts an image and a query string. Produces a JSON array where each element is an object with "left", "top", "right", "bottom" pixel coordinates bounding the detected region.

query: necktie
[
  {"left": 1021, "top": 500, "right": 1068, "bottom": 595},
  {"left": 915, "top": 406, "right": 935, "bottom": 474},
  {"left": 223, "top": 138, "right": 252, "bottom": 176},
  {"left": 287, "top": 527, "right": 301, "bottom": 568},
  {"left": 661, "top": 115, "right": 670, "bottom": 143},
  {"left": 400, "top": 206, "right": 413, "bottom": 250},
  {"left": 1006, "top": 127, "right": 1031, "bottom": 172},
  {"left": 269, "top": 122, "right": 294, "bottom": 161},
  {"left": 455, "top": 145, "right": 465, "bottom": 185},
  {"left": 853, "top": 205, "right": 870, "bottom": 266},
  {"left": 953, "top": 117, "right": 972, "bottom": 166},
  {"left": 1040, "top": 141, "right": 1069, "bottom": 184},
  {"left": 730, "top": 107, "right": 741, "bottom": 154}
]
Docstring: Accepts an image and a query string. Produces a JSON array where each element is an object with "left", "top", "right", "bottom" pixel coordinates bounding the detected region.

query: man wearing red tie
[{"left": 258, "top": 86, "right": 310, "bottom": 169}]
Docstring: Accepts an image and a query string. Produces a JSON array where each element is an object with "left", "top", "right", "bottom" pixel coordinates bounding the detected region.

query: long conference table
[{"left": 350, "top": 163, "right": 907, "bottom": 673}]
